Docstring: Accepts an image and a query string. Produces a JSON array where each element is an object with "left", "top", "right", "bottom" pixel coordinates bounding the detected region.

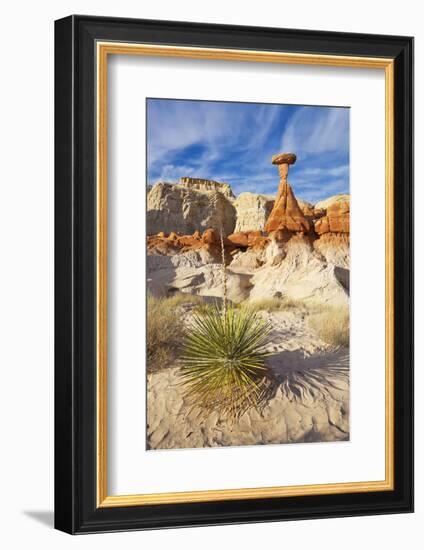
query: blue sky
[{"left": 147, "top": 98, "right": 349, "bottom": 204}]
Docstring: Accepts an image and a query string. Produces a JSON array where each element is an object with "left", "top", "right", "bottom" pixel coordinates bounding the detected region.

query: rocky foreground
[{"left": 146, "top": 152, "right": 350, "bottom": 450}]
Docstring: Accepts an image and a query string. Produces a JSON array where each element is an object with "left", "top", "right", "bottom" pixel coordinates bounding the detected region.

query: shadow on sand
[{"left": 265, "top": 347, "right": 349, "bottom": 402}]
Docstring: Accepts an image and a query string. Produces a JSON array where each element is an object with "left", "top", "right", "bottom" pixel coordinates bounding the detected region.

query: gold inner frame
[{"left": 96, "top": 42, "right": 395, "bottom": 508}]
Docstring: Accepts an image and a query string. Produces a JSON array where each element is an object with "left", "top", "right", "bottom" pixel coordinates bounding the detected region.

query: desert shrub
[
  {"left": 308, "top": 305, "right": 350, "bottom": 347},
  {"left": 179, "top": 303, "right": 273, "bottom": 418},
  {"left": 147, "top": 294, "right": 186, "bottom": 373}
]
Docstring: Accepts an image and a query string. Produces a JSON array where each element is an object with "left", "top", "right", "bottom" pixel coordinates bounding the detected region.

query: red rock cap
[{"left": 271, "top": 153, "right": 297, "bottom": 165}]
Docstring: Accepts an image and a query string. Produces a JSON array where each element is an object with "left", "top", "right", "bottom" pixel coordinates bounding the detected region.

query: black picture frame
[{"left": 55, "top": 14, "right": 414, "bottom": 534}]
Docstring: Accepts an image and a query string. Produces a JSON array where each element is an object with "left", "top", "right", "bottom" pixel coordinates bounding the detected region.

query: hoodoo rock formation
[
  {"left": 147, "top": 151, "right": 350, "bottom": 304},
  {"left": 264, "top": 153, "right": 311, "bottom": 234},
  {"left": 297, "top": 198, "right": 315, "bottom": 217}
]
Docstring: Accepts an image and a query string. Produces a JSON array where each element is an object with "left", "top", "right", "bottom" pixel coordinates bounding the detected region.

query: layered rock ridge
[
  {"left": 147, "top": 153, "right": 350, "bottom": 304},
  {"left": 179, "top": 177, "right": 235, "bottom": 198},
  {"left": 147, "top": 180, "right": 236, "bottom": 236}
]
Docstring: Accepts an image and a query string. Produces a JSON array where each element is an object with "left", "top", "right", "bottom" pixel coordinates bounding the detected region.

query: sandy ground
[{"left": 147, "top": 308, "right": 349, "bottom": 450}]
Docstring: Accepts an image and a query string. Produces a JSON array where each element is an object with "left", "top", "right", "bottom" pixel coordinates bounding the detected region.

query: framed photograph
[{"left": 54, "top": 15, "right": 414, "bottom": 534}]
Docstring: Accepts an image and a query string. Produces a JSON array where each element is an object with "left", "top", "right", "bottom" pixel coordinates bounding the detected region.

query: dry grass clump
[
  {"left": 147, "top": 292, "right": 211, "bottom": 372},
  {"left": 308, "top": 305, "right": 349, "bottom": 347},
  {"left": 163, "top": 292, "right": 205, "bottom": 308},
  {"left": 147, "top": 294, "right": 186, "bottom": 373},
  {"left": 245, "top": 296, "right": 306, "bottom": 313}
]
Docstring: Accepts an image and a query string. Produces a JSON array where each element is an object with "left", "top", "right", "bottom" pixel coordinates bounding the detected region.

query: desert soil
[{"left": 147, "top": 308, "right": 349, "bottom": 450}]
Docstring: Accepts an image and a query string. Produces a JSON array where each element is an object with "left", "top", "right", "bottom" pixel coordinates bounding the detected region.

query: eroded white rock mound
[
  {"left": 147, "top": 254, "right": 252, "bottom": 303},
  {"left": 248, "top": 235, "right": 348, "bottom": 306},
  {"left": 147, "top": 233, "right": 349, "bottom": 307},
  {"left": 234, "top": 192, "right": 274, "bottom": 232}
]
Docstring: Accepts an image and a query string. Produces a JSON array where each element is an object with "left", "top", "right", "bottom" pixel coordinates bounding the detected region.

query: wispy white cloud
[
  {"left": 280, "top": 107, "right": 349, "bottom": 155},
  {"left": 147, "top": 101, "right": 227, "bottom": 159},
  {"left": 297, "top": 164, "right": 349, "bottom": 178},
  {"left": 242, "top": 104, "right": 280, "bottom": 151},
  {"left": 155, "top": 163, "right": 198, "bottom": 182},
  {"left": 296, "top": 179, "right": 348, "bottom": 203},
  {"left": 147, "top": 100, "right": 281, "bottom": 170},
  {"left": 147, "top": 99, "right": 350, "bottom": 203}
]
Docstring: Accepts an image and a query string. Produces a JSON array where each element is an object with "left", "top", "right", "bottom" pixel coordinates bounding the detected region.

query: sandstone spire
[{"left": 265, "top": 153, "right": 311, "bottom": 233}]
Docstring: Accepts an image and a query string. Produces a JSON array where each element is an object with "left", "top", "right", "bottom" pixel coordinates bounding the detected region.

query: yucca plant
[
  {"left": 179, "top": 304, "right": 273, "bottom": 418},
  {"left": 179, "top": 303, "right": 272, "bottom": 417},
  {"left": 179, "top": 227, "right": 274, "bottom": 418}
]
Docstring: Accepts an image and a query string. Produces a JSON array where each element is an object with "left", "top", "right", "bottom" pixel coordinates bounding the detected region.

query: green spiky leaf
[{"left": 179, "top": 303, "right": 273, "bottom": 418}]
